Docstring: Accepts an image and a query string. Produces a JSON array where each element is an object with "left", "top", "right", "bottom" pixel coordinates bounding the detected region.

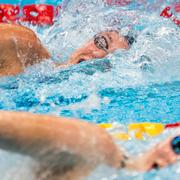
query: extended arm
[
  {"left": 0, "top": 111, "right": 179, "bottom": 176},
  {"left": 0, "top": 111, "right": 122, "bottom": 167}
]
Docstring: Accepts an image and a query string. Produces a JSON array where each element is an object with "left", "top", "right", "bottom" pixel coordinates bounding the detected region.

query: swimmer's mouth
[{"left": 77, "top": 59, "right": 86, "bottom": 64}]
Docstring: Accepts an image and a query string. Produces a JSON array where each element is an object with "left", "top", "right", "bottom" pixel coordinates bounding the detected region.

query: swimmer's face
[
  {"left": 95, "top": 30, "right": 129, "bottom": 52},
  {"left": 67, "top": 31, "right": 129, "bottom": 65}
]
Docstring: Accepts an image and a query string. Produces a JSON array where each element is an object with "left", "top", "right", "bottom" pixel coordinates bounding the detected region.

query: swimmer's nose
[{"left": 124, "top": 35, "right": 135, "bottom": 47}]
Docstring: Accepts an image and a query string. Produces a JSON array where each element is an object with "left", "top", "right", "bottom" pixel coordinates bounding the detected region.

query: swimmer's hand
[{"left": 124, "top": 136, "right": 180, "bottom": 171}]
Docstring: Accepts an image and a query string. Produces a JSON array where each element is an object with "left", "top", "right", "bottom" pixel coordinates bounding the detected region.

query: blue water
[{"left": 0, "top": 0, "right": 180, "bottom": 179}]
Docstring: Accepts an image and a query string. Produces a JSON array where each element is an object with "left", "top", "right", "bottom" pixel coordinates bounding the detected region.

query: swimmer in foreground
[
  {"left": 0, "top": 23, "right": 133, "bottom": 76},
  {"left": 0, "top": 111, "right": 179, "bottom": 180}
]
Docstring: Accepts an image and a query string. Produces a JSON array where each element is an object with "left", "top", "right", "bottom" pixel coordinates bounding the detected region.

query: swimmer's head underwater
[{"left": 0, "top": 24, "right": 134, "bottom": 77}]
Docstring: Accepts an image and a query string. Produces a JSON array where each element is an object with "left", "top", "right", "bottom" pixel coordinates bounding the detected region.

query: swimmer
[
  {"left": 0, "top": 111, "right": 179, "bottom": 180},
  {"left": 0, "top": 23, "right": 134, "bottom": 76}
]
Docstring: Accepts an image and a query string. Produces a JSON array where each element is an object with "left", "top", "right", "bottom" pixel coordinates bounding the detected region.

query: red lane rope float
[
  {"left": 0, "top": 3, "right": 179, "bottom": 26},
  {"left": 174, "top": 3, "right": 180, "bottom": 13},
  {"left": 0, "top": 4, "right": 61, "bottom": 25},
  {"left": 0, "top": 4, "right": 20, "bottom": 23},
  {"left": 165, "top": 122, "right": 180, "bottom": 129},
  {"left": 160, "top": 4, "right": 180, "bottom": 26},
  {"left": 160, "top": 6, "right": 173, "bottom": 18},
  {"left": 21, "top": 4, "right": 55, "bottom": 25}
]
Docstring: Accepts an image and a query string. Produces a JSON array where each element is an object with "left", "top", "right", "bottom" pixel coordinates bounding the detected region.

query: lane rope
[
  {"left": 98, "top": 122, "right": 180, "bottom": 141},
  {"left": 0, "top": 3, "right": 179, "bottom": 26}
]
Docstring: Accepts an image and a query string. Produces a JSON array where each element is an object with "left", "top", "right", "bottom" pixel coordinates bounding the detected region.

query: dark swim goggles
[
  {"left": 94, "top": 34, "right": 109, "bottom": 53},
  {"left": 94, "top": 33, "right": 135, "bottom": 53},
  {"left": 77, "top": 34, "right": 109, "bottom": 64}
]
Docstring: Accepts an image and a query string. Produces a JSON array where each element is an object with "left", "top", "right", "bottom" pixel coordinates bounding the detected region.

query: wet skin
[
  {"left": 0, "top": 111, "right": 179, "bottom": 180},
  {"left": 0, "top": 23, "right": 50, "bottom": 76},
  {"left": 0, "top": 24, "right": 129, "bottom": 76}
]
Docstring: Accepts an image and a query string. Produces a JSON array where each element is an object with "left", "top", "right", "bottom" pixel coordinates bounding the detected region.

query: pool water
[{"left": 0, "top": 0, "right": 180, "bottom": 179}]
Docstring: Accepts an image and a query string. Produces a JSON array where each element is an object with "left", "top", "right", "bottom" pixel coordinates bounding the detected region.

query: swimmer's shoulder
[
  {"left": 0, "top": 23, "right": 37, "bottom": 39},
  {"left": 0, "top": 23, "right": 34, "bottom": 32}
]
